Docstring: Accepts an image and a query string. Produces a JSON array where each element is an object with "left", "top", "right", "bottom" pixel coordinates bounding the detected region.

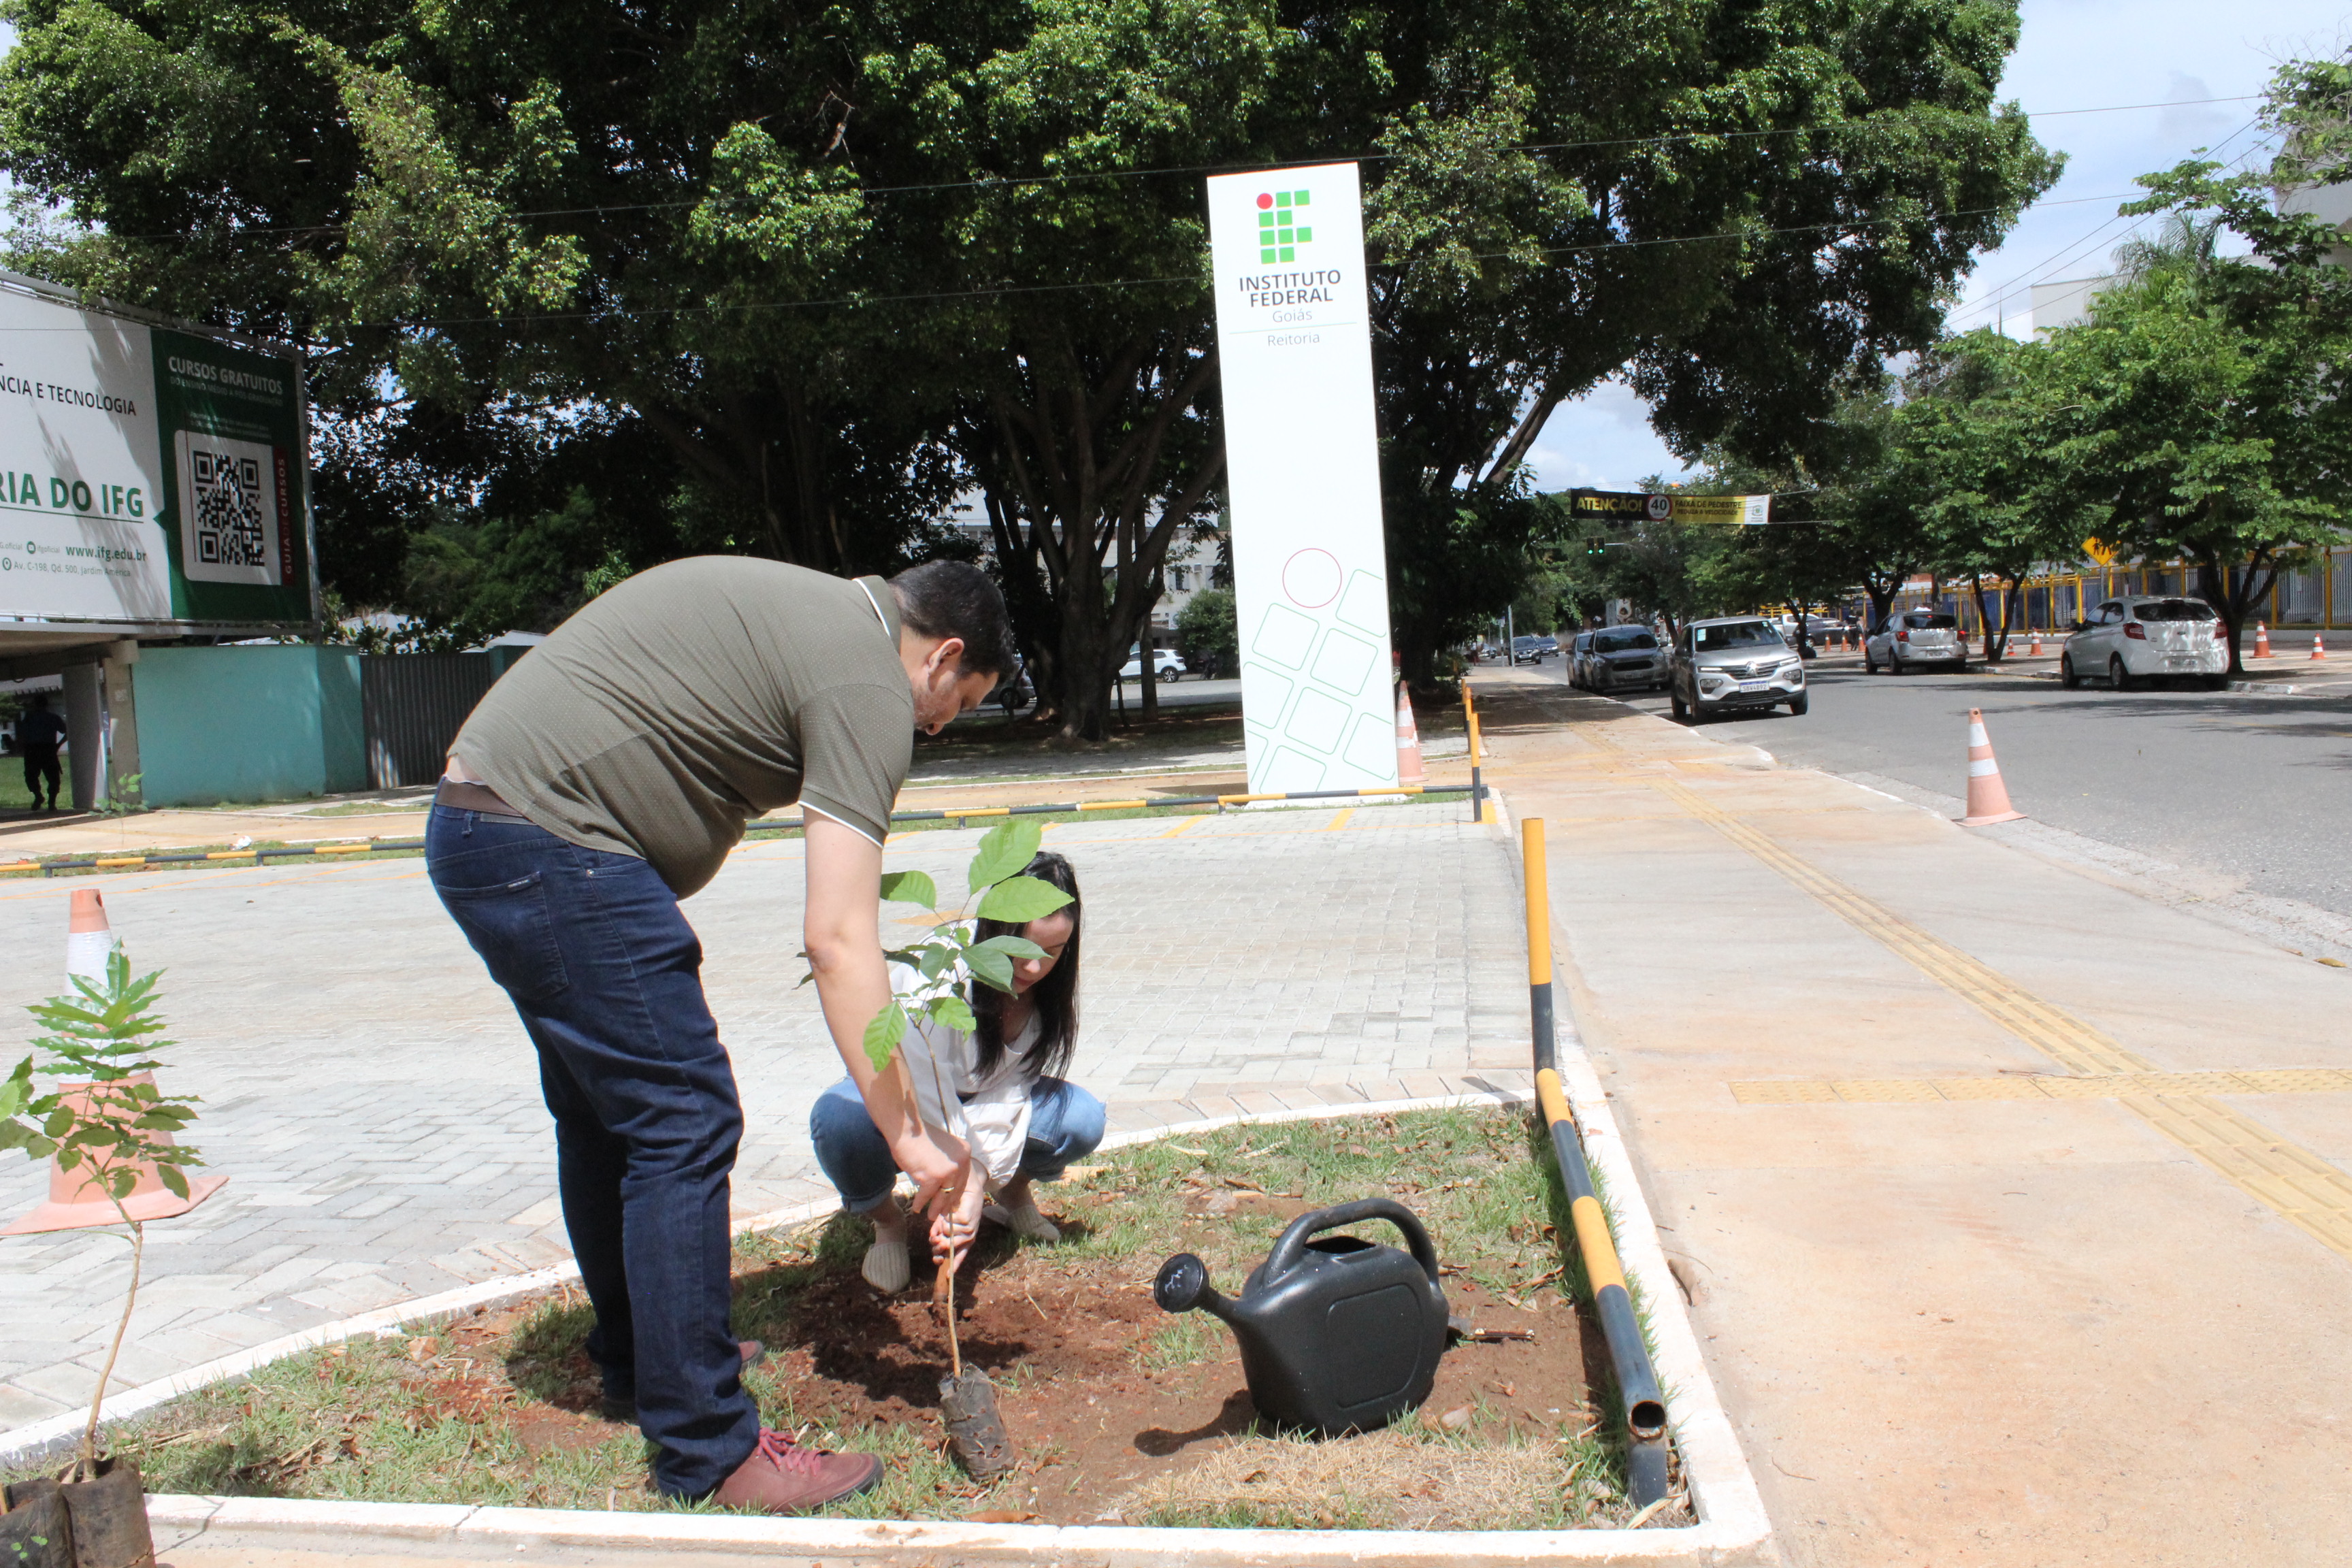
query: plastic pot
[
  {"left": 0, "top": 1477, "right": 74, "bottom": 1568},
  {"left": 58, "top": 1456, "right": 154, "bottom": 1568}
]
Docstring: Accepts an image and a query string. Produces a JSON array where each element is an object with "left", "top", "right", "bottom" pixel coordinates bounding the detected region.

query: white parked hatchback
[{"left": 2061, "top": 596, "right": 2228, "bottom": 689}]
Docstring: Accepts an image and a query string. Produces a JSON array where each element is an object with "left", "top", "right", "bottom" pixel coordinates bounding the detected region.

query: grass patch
[{"left": 14, "top": 1108, "right": 1682, "bottom": 1529}]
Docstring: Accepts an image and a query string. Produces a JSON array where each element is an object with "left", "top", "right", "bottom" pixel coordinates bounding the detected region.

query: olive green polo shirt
[{"left": 451, "top": 557, "right": 913, "bottom": 897}]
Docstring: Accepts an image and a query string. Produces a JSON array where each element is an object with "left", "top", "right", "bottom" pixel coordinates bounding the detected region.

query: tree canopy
[{"left": 3, "top": 0, "right": 2057, "bottom": 719}]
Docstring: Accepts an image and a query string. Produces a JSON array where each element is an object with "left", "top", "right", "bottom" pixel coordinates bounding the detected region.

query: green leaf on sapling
[
  {"left": 976, "top": 876, "right": 1074, "bottom": 923},
  {"left": 970, "top": 935, "right": 1046, "bottom": 962},
  {"left": 966, "top": 946, "right": 1016, "bottom": 994},
  {"left": 159, "top": 1164, "right": 189, "bottom": 1200},
  {"left": 918, "top": 945, "right": 956, "bottom": 981},
  {"left": 930, "top": 994, "right": 977, "bottom": 1034},
  {"left": 967, "top": 818, "right": 1044, "bottom": 893},
  {"left": 879, "top": 869, "right": 938, "bottom": 907},
  {"left": 862, "top": 1001, "right": 907, "bottom": 1075}
]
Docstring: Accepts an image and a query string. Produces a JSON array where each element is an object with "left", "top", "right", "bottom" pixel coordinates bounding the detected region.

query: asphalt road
[{"left": 1576, "top": 658, "right": 2352, "bottom": 917}]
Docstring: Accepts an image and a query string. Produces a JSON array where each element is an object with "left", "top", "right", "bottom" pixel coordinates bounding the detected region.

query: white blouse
[{"left": 887, "top": 960, "right": 1043, "bottom": 1184}]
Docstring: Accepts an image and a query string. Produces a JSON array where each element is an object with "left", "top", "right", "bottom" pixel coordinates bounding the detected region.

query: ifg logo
[{"left": 1255, "top": 189, "right": 1313, "bottom": 263}]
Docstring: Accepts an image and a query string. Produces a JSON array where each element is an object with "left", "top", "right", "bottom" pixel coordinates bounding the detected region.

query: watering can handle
[{"left": 1262, "top": 1198, "right": 1441, "bottom": 1287}]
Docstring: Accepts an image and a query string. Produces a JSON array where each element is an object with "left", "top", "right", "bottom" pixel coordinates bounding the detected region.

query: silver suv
[
  {"left": 1671, "top": 617, "right": 1807, "bottom": 721},
  {"left": 1865, "top": 609, "right": 1966, "bottom": 674}
]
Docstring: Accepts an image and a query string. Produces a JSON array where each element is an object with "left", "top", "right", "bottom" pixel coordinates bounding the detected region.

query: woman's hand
[{"left": 930, "top": 1164, "right": 987, "bottom": 1262}]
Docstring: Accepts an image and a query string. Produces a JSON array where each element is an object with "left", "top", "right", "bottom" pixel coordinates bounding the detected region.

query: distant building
[
  {"left": 936, "top": 491, "right": 1222, "bottom": 653},
  {"left": 2030, "top": 276, "right": 2110, "bottom": 335}
]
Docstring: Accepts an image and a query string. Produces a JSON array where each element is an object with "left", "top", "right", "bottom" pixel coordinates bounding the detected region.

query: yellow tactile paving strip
[
  {"left": 1643, "top": 774, "right": 2352, "bottom": 1264},
  {"left": 1733, "top": 1070, "right": 2352, "bottom": 1103}
]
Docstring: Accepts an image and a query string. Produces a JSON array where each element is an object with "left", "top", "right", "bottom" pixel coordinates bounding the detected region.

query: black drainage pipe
[{"left": 1522, "top": 816, "right": 1671, "bottom": 1508}]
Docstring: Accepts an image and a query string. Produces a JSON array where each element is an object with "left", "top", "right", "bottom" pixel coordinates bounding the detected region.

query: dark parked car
[{"left": 1574, "top": 624, "right": 1670, "bottom": 694}]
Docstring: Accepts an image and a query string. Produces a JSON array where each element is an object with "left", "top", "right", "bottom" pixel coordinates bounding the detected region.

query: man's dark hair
[
  {"left": 889, "top": 561, "right": 1018, "bottom": 678},
  {"left": 28, "top": 692, "right": 48, "bottom": 709}
]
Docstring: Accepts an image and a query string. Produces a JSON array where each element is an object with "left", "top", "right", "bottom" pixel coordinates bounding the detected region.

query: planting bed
[{"left": 14, "top": 1108, "right": 1690, "bottom": 1531}]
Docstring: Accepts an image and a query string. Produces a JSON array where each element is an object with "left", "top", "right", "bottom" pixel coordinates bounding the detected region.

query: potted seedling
[
  {"left": 0, "top": 950, "right": 205, "bottom": 1568},
  {"left": 814, "top": 818, "right": 1071, "bottom": 1479}
]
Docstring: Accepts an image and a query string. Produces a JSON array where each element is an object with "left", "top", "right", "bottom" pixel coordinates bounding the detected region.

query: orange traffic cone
[
  {"left": 1958, "top": 708, "right": 2026, "bottom": 827},
  {"left": 1394, "top": 685, "right": 1427, "bottom": 785},
  {"left": 2028, "top": 627, "right": 2043, "bottom": 657},
  {"left": 2256, "top": 622, "right": 2272, "bottom": 658},
  {"left": 1, "top": 893, "right": 229, "bottom": 1236},
  {"left": 66, "top": 887, "right": 116, "bottom": 983},
  {"left": 2313, "top": 632, "right": 2327, "bottom": 662}
]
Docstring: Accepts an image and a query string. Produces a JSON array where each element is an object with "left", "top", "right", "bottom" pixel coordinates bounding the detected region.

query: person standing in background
[{"left": 16, "top": 691, "right": 65, "bottom": 812}]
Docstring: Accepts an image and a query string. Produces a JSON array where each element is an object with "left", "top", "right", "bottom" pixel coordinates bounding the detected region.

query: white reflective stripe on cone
[
  {"left": 1967, "top": 723, "right": 1990, "bottom": 746},
  {"left": 1969, "top": 758, "right": 2001, "bottom": 777}
]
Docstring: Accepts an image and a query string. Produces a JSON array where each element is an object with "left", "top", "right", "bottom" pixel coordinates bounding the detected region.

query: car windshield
[
  {"left": 1595, "top": 632, "right": 1658, "bottom": 652},
  {"left": 1902, "top": 612, "right": 1957, "bottom": 630},
  {"left": 1692, "top": 621, "right": 1783, "bottom": 651},
  {"left": 2133, "top": 599, "right": 2216, "bottom": 622}
]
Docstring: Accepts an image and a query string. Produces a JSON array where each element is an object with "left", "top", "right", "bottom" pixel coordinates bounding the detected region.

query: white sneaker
[
  {"left": 983, "top": 1200, "right": 1061, "bottom": 1243},
  {"left": 861, "top": 1233, "right": 911, "bottom": 1293}
]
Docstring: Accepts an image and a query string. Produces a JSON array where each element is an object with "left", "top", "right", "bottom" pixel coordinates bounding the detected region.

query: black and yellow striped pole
[
  {"left": 1461, "top": 676, "right": 1494, "bottom": 823},
  {"left": 1524, "top": 817, "right": 1670, "bottom": 1505}
]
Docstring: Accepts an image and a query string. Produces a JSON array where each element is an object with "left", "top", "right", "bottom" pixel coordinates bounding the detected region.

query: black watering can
[{"left": 1153, "top": 1197, "right": 1449, "bottom": 1436}]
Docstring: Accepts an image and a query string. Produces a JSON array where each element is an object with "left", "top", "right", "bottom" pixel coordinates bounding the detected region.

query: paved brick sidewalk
[{"left": 0, "top": 798, "right": 1526, "bottom": 1435}]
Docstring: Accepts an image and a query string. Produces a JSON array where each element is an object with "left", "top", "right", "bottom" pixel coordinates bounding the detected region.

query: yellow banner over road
[{"left": 1568, "top": 489, "right": 1770, "bottom": 525}]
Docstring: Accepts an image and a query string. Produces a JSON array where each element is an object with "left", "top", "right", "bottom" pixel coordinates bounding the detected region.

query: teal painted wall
[{"left": 133, "top": 646, "right": 365, "bottom": 806}]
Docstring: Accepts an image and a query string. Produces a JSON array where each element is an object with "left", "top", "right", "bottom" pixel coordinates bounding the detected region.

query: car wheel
[
  {"left": 2204, "top": 673, "right": 2230, "bottom": 691},
  {"left": 1786, "top": 693, "right": 1809, "bottom": 716},
  {"left": 1952, "top": 660, "right": 1967, "bottom": 674},
  {"left": 1863, "top": 649, "right": 1877, "bottom": 673},
  {"left": 1158, "top": 668, "right": 1179, "bottom": 684},
  {"left": 2059, "top": 654, "right": 2078, "bottom": 689},
  {"left": 2109, "top": 655, "right": 2132, "bottom": 691},
  {"left": 1670, "top": 688, "right": 1688, "bottom": 721},
  {"left": 1891, "top": 653, "right": 1906, "bottom": 674}
]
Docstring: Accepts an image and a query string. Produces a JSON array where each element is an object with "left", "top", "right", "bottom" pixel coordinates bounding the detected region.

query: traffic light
[{"left": 1586, "top": 536, "right": 1607, "bottom": 560}]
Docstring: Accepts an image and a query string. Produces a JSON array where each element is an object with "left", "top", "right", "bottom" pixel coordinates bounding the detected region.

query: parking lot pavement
[
  {"left": 1473, "top": 668, "right": 2352, "bottom": 1567},
  {"left": 0, "top": 798, "right": 1524, "bottom": 1435}
]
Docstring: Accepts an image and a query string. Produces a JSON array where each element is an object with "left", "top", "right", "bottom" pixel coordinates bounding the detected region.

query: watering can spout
[{"left": 1152, "top": 1253, "right": 1238, "bottom": 1325}]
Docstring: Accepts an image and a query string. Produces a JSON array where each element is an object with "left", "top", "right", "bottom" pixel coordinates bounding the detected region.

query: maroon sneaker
[
  {"left": 709, "top": 1428, "right": 883, "bottom": 1514},
  {"left": 599, "top": 1339, "right": 766, "bottom": 1422}
]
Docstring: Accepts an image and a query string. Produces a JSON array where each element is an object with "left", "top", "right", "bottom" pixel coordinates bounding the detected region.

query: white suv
[
  {"left": 1120, "top": 648, "right": 1188, "bottom": 683},
  {"left": 1670, "top": 617, "right": 1807, "bottom": 720},
  {"left": 2062, "top": 597, "right": 2227, "bottom": 689},
  {"left": 1865, "top": 609, "right": 1966, "bottom": 674}
]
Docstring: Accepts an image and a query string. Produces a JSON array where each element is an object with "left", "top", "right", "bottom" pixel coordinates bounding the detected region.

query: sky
[{"left": 1522, "top": 0, "right": 2352, "bottom": 495}]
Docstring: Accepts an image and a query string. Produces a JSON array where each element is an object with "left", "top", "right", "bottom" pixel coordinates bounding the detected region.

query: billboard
[
  {"left": 1205, "top": 163, "right": 1397, "bottom": 795},
  {"left": 0, "top": 272, "right": 316, "bottom": 634},
  {"left": 1570, "top": 489, "right": 1771, "bottom": 525}
]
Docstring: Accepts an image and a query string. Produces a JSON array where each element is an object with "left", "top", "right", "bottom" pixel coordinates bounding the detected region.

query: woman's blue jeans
[
  {"left": 808, "top": 1075, "right": 1105, "bottom": 1211},
  {"left": 426, "top": 806, "right": 756, "bottom": 1500}
]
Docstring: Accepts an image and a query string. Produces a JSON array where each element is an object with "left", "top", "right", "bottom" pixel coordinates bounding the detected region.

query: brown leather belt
[{"left": 434, "top": 777, "right": 532, "bottom": 823}]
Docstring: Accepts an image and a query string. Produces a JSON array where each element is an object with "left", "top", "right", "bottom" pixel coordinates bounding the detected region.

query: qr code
[{"left": 187, "top": 446, "right": 269, "bottom": 568}]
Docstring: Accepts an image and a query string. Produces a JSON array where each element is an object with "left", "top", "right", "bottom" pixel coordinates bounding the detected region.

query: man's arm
[{"left": 802, "top": 813, "right": 962, "bottom": 1217}]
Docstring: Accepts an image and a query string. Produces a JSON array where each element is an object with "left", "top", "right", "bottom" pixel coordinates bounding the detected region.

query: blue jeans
[
  {"left": 808, "top": 1075, "right": 1105, "bottom": 1211},
  {"left": 425, "top": 807, "right": 757, "bottom": 1499}
]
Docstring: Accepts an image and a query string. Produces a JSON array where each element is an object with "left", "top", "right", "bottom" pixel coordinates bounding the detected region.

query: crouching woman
[{"left": 809, "top": 850, "right": 1103, "bottom": 1291}]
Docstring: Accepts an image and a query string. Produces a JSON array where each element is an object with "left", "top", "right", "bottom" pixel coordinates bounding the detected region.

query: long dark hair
[{"left": 971, "top": 850, "right": 1081, "bottom": 1082}]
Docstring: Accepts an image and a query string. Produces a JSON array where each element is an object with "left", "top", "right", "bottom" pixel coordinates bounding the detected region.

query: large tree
[{"left": 2033, "top": 67, "right": 2352, "bottom": 673}]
